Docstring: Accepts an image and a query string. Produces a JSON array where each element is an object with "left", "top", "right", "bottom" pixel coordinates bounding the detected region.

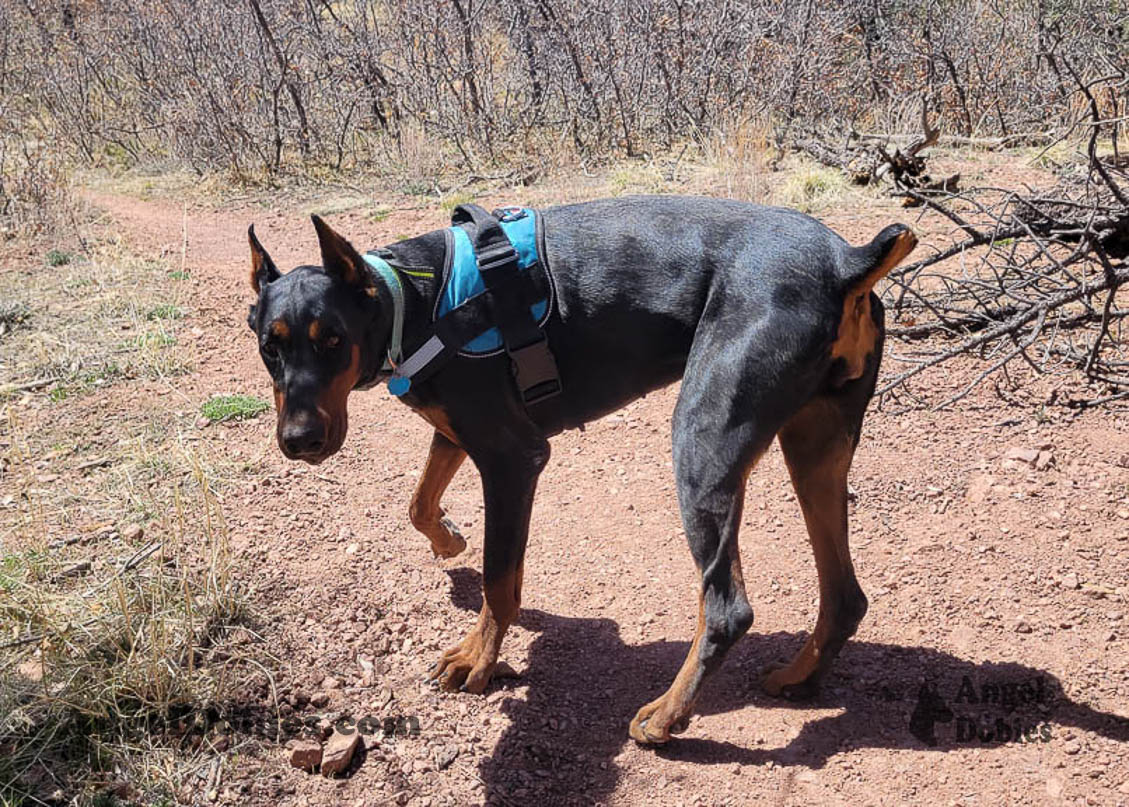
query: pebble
[
  {"left": 289, "top": 740, "right": 322, "bottom": 772},
  {"left": 121, "top": 523, "right": 144, "bottom": 541},
  {"left": 321, "top": 731, "right": 362, "bottom": 777},
  {"left": 434, "top": 744, "right": 459, "bottom": 771}
]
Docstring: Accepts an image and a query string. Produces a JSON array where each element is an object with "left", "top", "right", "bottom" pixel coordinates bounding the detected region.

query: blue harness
[
  {"left": 436, "top": 207, "right": 550, "bottom": 354},
  {"left": 363, "top": 204, "right": 562, "bottom": 429}
]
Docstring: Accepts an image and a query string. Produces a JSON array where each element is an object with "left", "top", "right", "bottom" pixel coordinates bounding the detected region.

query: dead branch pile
[{"left": 870, "top": 62, "right": 1128, "bottom": 409}]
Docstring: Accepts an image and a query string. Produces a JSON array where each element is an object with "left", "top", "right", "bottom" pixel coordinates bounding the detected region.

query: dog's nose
[{"left": 280, "top": 417, "right": 327, "bottom": 458}]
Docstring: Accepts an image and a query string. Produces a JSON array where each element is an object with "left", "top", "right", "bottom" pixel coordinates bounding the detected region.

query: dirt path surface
[{"left": 84, "top": 187, "right": 1128, "bottom": 807}]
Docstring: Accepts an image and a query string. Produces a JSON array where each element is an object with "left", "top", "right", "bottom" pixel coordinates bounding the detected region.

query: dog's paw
[
  {"left": 429, "top": 517, "right": 467, "bottom": 559},
  {"left": 761, "top": 661, "right": 821, "bottom": 701},
  {"left": 628, "top": 699, "right": 690, "bottom": 745},
  {"left": 429, "top": 636, "right": 500, "bottom": 693}
]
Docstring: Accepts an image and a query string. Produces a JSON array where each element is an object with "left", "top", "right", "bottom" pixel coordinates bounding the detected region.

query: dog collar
[{"left": 362, "top": 253, "right": 406, "bottom": 389}]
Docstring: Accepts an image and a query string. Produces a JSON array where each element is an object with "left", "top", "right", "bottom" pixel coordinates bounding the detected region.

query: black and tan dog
[{"left": 245, "top": 196, "right": 915, "bottom": 744}]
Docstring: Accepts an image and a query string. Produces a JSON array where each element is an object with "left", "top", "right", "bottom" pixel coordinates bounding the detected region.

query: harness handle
[{"left": 453, "top": 203, "right": 563, "bottom": 414}]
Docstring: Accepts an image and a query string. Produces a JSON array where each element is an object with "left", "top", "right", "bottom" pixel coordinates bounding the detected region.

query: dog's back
[{"left": 539, "top": 196, "right": 910, "bottom": 423}]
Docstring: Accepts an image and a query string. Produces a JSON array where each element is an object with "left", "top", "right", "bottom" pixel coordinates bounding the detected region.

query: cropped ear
[
  {"left": 312, "top": 215, "right": 368, "bottom": 287},
  {"left": 248, "top": 225, "right": 280, "bottom": 294}
]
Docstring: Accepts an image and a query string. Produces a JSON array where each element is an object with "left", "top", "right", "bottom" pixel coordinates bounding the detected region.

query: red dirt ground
[{"left": 81, "top": 180, "right": 1128, "bottom": 806}]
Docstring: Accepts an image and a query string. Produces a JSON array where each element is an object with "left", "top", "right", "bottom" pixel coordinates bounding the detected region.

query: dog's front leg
[
  {"left": 430, "top": 437, "right": 549, "bottom": 693},
  {"left": 410, "top": 431, "right": 468, "bottom": 559}
]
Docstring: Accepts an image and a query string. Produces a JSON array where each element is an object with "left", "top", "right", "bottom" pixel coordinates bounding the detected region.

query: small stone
[
  {"left": 322, "top": 676, "right": 341, "bottom": 690},
  {"left": 321, "top": 731, "right": 361, "bottom": 777},
  {"left": 1063, "top": 740, "right": 1081, "bottom": 755},
  {"left": 1046, "top": 778, "right": 1064, "bottom": 799},
  {"left": 1015, "top": 620, "right": 1033, "bottom": 634},
  {"left": 310, "top": 692, "right": 330, "bottom": 708},
  {"left": 345, "top": 543, "right": 360, "bottom": 555},
  {"left": 434, "top": 744, "right": 458, "bottom": 771},
  {"left": 1061, "top": 573, "right": 1080, "bottom": 590},
  {"left": 195, "top": 416, "right": 211, "bottom": 429},
  {"left": 1006, "top": 447, "right": 1039, "bottom": 467},
  {"left": 289, "top": 740, "right": 323, "bottom": 772},
  {"left": 1035, "top": 450, "right": 1055, "bottom": 471},
  {"left": 121, "top": 523, "right": 144, "bottom": 541}
]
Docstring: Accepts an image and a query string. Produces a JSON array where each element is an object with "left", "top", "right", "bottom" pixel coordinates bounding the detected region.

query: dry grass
[
  {"left": 0, "top": 233, "right": 273, "bottom": 806},
  {"left": 774, "top": 159, "right": 853, "bottom": 212}
]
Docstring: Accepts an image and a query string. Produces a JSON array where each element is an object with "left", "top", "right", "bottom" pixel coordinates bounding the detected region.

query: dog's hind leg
[
  {"left": 629, "top": 340, "right": 788, "bottom": 744},
  {"left": 410, "top": 431, "right": 468, "bottom": 559},
  {"left": 761, "top": 367, "right": 878, "bottom": 699}
]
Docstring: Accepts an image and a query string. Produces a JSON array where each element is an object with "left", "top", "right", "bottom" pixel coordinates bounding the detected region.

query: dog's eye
[{"left": 325, "top": 335, "right": 341, "bottom": 350}]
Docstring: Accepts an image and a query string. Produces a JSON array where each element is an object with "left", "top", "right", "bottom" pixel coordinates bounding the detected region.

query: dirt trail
[{"left": 86, "top": 190, "right": 1128, "bottom": 806}]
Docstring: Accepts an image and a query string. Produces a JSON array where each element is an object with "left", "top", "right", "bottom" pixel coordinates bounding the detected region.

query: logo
[{"left": 908, "top": 675, "right": 1055, "bottom": 746}]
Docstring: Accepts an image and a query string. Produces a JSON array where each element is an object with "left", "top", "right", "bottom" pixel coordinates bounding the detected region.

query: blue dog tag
[{"left": 388, "top": 375, "right": 411, "bottom": 396}]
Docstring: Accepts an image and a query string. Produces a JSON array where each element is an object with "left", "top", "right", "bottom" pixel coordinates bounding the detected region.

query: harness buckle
[
  {"left": 476, "top": 243, "right": 519, "bottom": 274},
  {"left": 508, "top": 336, "right": 562, "bottom": 405}
]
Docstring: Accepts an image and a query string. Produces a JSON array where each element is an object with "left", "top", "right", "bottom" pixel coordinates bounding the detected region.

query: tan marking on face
[
  {"left": 269, "top": 319, "right": 290, "bottom": 340},
  {"left": 307, "top": 319, "right": 321, "bottom": 341},
  {"left": 831, "top": 229, "right": 916, "bottom": 382},
  {"left": 315, "top": 344, "right": 362, "bottom": 455}
]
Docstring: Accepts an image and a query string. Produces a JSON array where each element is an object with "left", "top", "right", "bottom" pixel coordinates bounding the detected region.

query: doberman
[{"left": 245, "top": 196, "right": 916, "bottom": 744}]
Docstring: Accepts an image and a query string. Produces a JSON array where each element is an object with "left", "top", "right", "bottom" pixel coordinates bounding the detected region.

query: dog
[{"left": 245, "top": 196, "right": 916, "bottom": 744}]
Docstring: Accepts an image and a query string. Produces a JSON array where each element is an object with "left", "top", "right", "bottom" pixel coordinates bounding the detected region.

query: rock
[
  {"left": 434, "top": 744, "right": 459, "bottom": 771},
  {"left": 1005, "top": 447, "right": 1039, "bottom": 467},
  {"left": 121, "top": 523, "right": 144, "bottom": 541},
  {"left": 1015, "top": 619, "right": 1033, "bottom": 634},
  {"left": 310, "top": 692, "right": 330, "bottom": 708},
  {"left": 195, "top": 416, "right": 211, "bottom": 429},
  {"left": 1061, "top": 573, "right": 1080, "bottom": 590},
  {"left": 1063, "top": 740, "right": 1081, "bottom": 755},
  {"left": 289, "top": 740, "right": 323, "bottom": 772},
  {"left": 321, "top": 731, "right": 361, "bottom": 777},
  {"left": 321, "top": 676, "right": 341, "bottom": 690},
  {"left": 1035, "top": 450, "right": 1055, "bottom": 471},
  {"left": 965, "top": 474, "right": 995, "bottom": 504}
]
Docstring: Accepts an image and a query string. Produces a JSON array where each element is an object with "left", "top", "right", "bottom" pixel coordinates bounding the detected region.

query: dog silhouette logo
[{"left": 909, "top": 682, "right": 954, "bottom": 746}]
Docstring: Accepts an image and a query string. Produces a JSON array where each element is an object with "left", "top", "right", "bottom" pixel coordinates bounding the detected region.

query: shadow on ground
[{"left": 445, "top": 568, "right": 1129, "bottom": 806}]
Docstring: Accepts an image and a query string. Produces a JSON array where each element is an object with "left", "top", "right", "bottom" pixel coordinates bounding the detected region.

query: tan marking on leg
[
  {"left": 629, "top": 593, "right": 706, "bottom": 744},
  {"left": 416, "top": 405, "right": 460, "bottom": 445},
  {"left": 410, "top": 431, "right": 468, "bottom": 558},
  {"left": 764, "top": 398, "right": 861, "bottom": 696},
  {"left": 430, "top": 568, "right": 521, "bottom": 693}
]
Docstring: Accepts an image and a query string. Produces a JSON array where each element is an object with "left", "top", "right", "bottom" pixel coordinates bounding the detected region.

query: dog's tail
[{"left": 839, "top": 224, "right": 917, "bottom": 296}]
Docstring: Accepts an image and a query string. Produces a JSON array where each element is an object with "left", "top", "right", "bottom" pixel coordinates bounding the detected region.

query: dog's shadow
[{"left": 445, "top": 568, "right": 1129, "bottom": 806}]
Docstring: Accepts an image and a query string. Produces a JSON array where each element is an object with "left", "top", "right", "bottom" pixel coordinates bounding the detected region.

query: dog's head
[{"left": 246, "top": 217, "right": 388, "bottom": 464}]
